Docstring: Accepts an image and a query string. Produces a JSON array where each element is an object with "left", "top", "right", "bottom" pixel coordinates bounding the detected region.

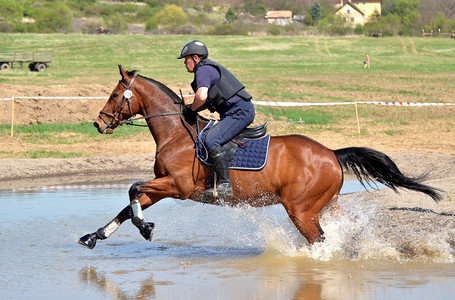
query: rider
[{"left": 178, "top": 40, "right": 255, "bottom": 197}]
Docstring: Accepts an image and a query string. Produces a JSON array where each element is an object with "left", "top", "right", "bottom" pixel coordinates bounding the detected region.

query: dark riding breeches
[{"left": 204, "top": 100, "right": 255, "bottom": 151}]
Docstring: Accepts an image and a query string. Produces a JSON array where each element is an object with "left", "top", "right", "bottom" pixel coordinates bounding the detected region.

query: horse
[{"left": 79, "top": 65, "right": 442, "bottom": 249}]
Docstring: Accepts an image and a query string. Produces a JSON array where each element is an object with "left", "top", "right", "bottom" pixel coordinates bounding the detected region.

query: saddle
[
  {"left": 219, "top": 122, "right": 268, "bottom": 161},
  {"left": 196, "top": 120, "right": 270, "bottom": 170}
]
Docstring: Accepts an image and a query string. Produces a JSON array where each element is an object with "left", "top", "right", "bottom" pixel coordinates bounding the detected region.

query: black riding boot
[{"left": 205, "top": 146, "right": 233, "bottom": 197}]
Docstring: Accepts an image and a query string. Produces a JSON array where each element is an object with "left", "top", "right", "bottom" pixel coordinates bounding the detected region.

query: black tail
[{"left": 334, "top": 147, "right": 442, "bottom": 202}]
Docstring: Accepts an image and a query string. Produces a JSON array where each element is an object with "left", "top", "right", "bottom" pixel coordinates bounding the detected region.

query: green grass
[
  {"left": 256, "top": 107, "right": 335, "bottom": 125},
  {"left": 0, "top": 34, "right": 454, "bottom": 157},
  {"left": 1, "top": 34, "right": 454, "bottom": 97},
  {"left": 0, "top": 150, "right": 86, "bottom": 158},
  {"left": 0, "top": 122, "right": 145, "bottom": 138},
  {"left": 0, "top": 122, "right": 148, "bottom": 155}
]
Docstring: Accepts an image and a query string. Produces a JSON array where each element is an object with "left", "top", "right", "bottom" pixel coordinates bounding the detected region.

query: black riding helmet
[{"left": 177, "top": 40, "right": 208, "bottom": 59}]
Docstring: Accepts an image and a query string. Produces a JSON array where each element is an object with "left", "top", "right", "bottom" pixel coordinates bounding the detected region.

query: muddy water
[{"left": 1, "top": 181, "right": 455, "bottom": 300}]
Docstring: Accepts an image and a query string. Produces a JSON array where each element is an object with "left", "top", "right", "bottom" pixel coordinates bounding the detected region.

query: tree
[
  {"left": 432, "top": 12, "right": 448, "bottom": 32},
  {"left": 395, "top": 0, "right": 420, "bottom": 27},
  {"left": 243, "top": 0, "right": 266, "bottom": 17},
  {"left": 225, "top": 8, "right": 236, "bottom": 24},
  {"left": 381, "top": 0, "right": 395, "bottom": 15},
  {"left": 0, "top": 0, "right": 23, "bottom": 32},
  {"left": 310, "top": 1, "right": 322, "bottom": 26},
  {"left": 364, "top": 13, "right": 401, "bottom": 36}
]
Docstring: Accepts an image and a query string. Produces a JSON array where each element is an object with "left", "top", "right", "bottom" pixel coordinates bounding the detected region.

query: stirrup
[{"left": 212, "top": 181, "right": 233, "bottom": 197}]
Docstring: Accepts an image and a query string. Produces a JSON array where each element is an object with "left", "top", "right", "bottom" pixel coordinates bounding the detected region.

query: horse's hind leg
[{"left": 282, "top": 186, "right": 340, "bottom": 244}]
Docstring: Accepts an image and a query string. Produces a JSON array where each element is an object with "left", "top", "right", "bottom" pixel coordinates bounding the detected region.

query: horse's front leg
[
  {"left": 79, "top": 176, "right": 181, "bottom": 249},
  {"left": 129, "top": 181, "right": 157, "bottom": 241},
  {"left": 78, "top": 205, "right": 132, "bottom": 249},
  {"left": 129, "top": 176, "right": 185, "bottom": 241}
]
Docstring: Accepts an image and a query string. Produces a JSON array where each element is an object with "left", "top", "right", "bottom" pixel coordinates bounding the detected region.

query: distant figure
[
  {"left": 97, "top": 26, "right": 111, "bottom": 34},
  {"left": 364, "top": 55, "right": 370, "bottom": 68}
]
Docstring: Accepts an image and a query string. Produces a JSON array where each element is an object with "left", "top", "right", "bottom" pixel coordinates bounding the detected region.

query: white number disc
[{"left": 123, "top": 89, "right": 133, "bottom": 99}]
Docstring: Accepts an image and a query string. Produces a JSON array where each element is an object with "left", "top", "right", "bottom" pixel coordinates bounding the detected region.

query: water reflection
[
  {"left": 77, "top": 252, "right": 455, "bottom": 300},
  {"left": 79, "top": 267, "right": 159, "bottom": 300},
  {"left": 78, "top": 259, "right": 325, "bottom": 300}
]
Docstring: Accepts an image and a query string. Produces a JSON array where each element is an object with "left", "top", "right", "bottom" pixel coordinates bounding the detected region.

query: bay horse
[{"left": 79, "top": 65, "right": 442, "bottom": 249}]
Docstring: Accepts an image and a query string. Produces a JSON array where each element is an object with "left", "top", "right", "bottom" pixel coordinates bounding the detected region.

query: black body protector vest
[{"left": 191, "top": 59, "right": 252, "bottom": 112}]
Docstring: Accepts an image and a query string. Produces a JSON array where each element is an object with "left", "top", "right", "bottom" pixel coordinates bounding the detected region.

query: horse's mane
[{"left": 127, "top": 70, "right": 184, "bottom": 105}]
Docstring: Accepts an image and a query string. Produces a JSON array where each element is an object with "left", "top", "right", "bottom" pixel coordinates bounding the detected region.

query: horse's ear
[{"left": 118, "top": 65, "right": 128, "bottom": 81}]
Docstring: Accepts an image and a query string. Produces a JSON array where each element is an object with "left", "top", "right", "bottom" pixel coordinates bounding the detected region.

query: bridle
[
  {"left": 98, "top": 74, "right": 137, "bottom": 133},
  {"left": 97, "top": 74, "right": 197, "bottom": 138}
]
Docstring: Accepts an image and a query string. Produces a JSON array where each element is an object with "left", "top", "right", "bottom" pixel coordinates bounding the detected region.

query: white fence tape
[
  {"left": 252, "top": 101, "right": 354, "bottom": 106},
  {"left": 358, "top": 101, "right": 454, "bottom": 107},
  {"left": 253, "top": 100, "right": 454, "bottom": 107},
  {"left": 1, "top": 96, "right": 453, "bottom": 107},
  {"left": 0, "top": 96, "right": 107, "bottom": 101}
]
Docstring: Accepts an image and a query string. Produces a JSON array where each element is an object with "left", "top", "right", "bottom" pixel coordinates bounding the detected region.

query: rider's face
[{"left": 184, "top": 55, "right": 200, "bottom": 73}]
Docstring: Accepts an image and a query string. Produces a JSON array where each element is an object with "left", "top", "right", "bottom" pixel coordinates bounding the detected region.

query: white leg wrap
[
  {"left": 131, "top": 199, "right": 144, "bottom": 221},
  {"left": 104, "top": 218, "right": 120, "bottom": 238}
]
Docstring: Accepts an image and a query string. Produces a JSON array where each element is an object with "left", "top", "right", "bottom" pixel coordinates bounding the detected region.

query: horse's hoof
[
  {"left": 139, "top": 222, "right": 155, "bottom": 241},
  {"left": 78, "top": 233, "right": 97, "bottom": 249}
]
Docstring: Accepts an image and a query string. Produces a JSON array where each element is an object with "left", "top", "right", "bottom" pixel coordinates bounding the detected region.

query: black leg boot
[{"left": 205, "top": 146, "right": 233, "bottom": 198}]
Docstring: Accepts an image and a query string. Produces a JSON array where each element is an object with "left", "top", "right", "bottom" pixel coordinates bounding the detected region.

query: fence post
[
  {"left": 11, "top": 96, "right": 15, "bottom": 137},
  {"left": 355, "top": 100, "right": 361, "bottom": 134}
]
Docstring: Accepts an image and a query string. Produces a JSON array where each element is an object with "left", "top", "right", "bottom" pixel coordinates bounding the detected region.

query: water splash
[{"left": 233, "top": 194, "right": 455, "bottom": 263}]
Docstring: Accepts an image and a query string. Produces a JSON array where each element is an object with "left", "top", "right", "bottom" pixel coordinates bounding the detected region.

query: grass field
[
  {"left": 0, "top": 34, "right": 454, "bottom": 158},
  {"left": 1, "top": 34, "right": 454, "bottom": 100}
]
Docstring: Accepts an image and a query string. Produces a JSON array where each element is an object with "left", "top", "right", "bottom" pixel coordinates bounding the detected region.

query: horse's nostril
[{"left": 93, "top": 122, "right": 99, "bottom": 129}]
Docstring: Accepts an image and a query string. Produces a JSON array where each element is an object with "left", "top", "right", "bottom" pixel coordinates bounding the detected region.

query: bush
[
  {"left": 82, "top": 4, "right": 102, "bottom": 17},
  {"left": 109, "top": 13, "right": 128, "bottom": 33},
  {"left": 31, "top": 2, "right": 73, "bottom": 33},
  {"left": 209, "top": 23, "right": 249, "bottom": 35},
  {"left": 135, "top": 6, "right": 158, "bottom": 22},
  {"left": 318, "top": 15, "right": 352, "bottom": 36},
  {"left": 145, "top": 4, "right": 187, "bottom": 32},
  {"left": 81, "top": 19, "right": 103, "bottom": 34},
  {"left": 354, "top": 24, "right": 364, "bottom": 35},
  {"left": 267, "top": 25, "right": 281, "bottom": 36}
]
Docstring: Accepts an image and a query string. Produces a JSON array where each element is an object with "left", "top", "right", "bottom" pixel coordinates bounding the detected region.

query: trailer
[{"left": 0, "top": 52, "right": 52, "bottom": 72}]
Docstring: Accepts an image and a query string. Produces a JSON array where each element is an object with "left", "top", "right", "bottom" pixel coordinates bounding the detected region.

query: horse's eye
[{"left": 112, "top": 93, "right": 119, "bottom": 99}]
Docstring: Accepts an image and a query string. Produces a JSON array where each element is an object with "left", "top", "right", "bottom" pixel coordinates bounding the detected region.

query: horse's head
[{"left": 94, "top": 65, "right": 141, "bottom": 134}]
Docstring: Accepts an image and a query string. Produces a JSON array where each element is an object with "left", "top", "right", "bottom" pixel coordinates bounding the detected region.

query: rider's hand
[{"left": 182, "top": 104, "right": 197, "bottom": 124}]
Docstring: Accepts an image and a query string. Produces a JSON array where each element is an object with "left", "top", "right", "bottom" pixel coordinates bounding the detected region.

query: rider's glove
[{"left": 182, "top": 104, "right": 197, "bottom": 124}]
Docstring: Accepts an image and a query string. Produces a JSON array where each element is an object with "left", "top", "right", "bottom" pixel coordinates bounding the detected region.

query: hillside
[{"left": 2, "top": 0, "right": 455, "bottom": 36}]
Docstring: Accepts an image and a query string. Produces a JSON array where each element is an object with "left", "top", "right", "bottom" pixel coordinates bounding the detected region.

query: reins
[{"left": 123, "top": 111, "right": 183, "bottom": 127}]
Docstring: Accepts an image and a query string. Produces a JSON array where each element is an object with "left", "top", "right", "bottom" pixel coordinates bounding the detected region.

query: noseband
[{"left": 98, "top": 75, "right": 137, "bottom": 133}]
